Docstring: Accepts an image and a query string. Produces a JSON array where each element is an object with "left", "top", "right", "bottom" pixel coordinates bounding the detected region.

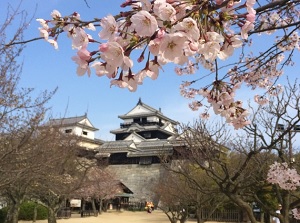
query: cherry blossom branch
[
  {"left": 255, "top": 0, "right": 293, "bottom": 13},
  {"left": 4, "top": 0, "right": 299, "bottom": 129}
]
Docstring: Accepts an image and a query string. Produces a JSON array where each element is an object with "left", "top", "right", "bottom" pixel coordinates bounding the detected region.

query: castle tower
[
  {"left": 46, "top": 114, "right": 103, "bottom": 150},
  {"left": 96, "top": 99, "right": 179, "bottom": 203}
]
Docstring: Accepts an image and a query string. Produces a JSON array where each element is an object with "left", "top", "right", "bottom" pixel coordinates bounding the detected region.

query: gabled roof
[
  {"left": 110, "top": 123, "right": 175, "bottom": 136},
  {"left": 96, "top": 139, "right": 174, "bottom": 157},
  {"left": 115, "top": 182, "right": 134, "bottom": 196},
  {"left": 47, "top": 114, "right": 99, "bottom": 131},
  {"left": 137, "top": 140, "right": 173, "bottom": 148},
  {"left": 118, "top": 99, "right": 179, "bottom": 125},
  {"left": 127, "top": 140, "right": 173, "bottom": 157},
  {"left": 98, "top": 140, "right": 138, "bottom": 152},
  {"left": 124, "top": 132, "right": 146, "bottom": 142}
]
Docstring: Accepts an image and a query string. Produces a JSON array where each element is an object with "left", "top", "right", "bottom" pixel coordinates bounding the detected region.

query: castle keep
[
  {"left": 96, "top": 99, "right": 179, "bottom": 203},
  {"left": 50, "top": 99, "right": 181, "bottom": 205}
]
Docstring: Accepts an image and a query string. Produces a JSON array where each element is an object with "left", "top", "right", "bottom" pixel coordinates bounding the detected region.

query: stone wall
[{"left": 106, "top": 163, "right": 166, "bottom": 204}]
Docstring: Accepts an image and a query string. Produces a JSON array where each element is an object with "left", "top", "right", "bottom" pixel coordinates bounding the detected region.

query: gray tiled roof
[
  {"left": 127, "top": 147, "right": 173, "bottom": 157},
  {"left": 99, "top": 140, "right": 138, "bottom": 152},
  {"left": 48, "top": 115, "right": 87, "bottom": 125},
  {"left": 97, "top": 139, "right": 174, "bottom": 156},
  {"left": 118, "top": 99, "right": 179, "bottom": 125},
  {"left": 46, "top": 114, "right": 99, "bottom": 131},
  {"left": 136, "top": 140, "right": 172, "bottom": 148},
  {"left": 110, "top": 125, "right": 173, "bottom": 135}
]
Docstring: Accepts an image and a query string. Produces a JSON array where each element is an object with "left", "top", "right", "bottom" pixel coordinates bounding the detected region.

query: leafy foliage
[{"left": 18, "top": 201, "right": 48, "bottom": 221}]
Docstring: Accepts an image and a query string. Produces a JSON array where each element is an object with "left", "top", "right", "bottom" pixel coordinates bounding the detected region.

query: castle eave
[
  {"left": 127, "top": 149, "right": 173, "bottom": 157},
  {"left": 95, "top": 152, "right": 111, "bottom": 158}
]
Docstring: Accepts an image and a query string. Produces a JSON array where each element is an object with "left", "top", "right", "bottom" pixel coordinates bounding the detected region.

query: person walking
[{"left": 272, "top": 204, "right": 282, "bottom": 223}]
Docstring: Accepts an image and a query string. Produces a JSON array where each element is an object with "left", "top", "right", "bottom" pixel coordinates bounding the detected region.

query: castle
[{"left": 49, "top": 99, "right": 181, "bottom": 205}]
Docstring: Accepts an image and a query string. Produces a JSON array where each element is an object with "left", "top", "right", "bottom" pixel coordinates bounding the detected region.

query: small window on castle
[
  {"left": 65, "top": 129, "right": 72, "bottom": 133},
  {"left": 82, "top": 131, "right": 88, "bottom": 136},
  {"left": 133, "top": 118, "right": 140, "bottom": 123}
]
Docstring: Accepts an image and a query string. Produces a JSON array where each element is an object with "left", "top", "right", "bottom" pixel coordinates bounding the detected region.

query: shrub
[
  {"left": 18, "top": 201, "right": 48, "bottom": 220},
  {"left": 0, "top": 207, "right": 7, "bottom": 223}
]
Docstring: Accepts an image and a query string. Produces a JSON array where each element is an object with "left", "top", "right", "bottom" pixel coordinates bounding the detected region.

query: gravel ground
[{"left": 18, "top": 210, "right": 198, "bottom": 223}]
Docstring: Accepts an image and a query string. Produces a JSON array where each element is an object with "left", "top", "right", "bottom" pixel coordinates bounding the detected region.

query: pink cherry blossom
[
  {"left": 217, "top": 92, "right": 234, "bottom": 106},
  {"left": 246, "top": 13, "right": 256, "bottom": 23},
  {"left": 241, "top": 21, "right": 254, "bottom": 39},
  {"left": 173, "top": 18, "right": 200, "bottom": 42},
  {"left": 148, "top": 60, "right": 161, "bottom": 80},
  {"left": 175, "top": 67, "right": 183, "bottom": 75},
  {"left": 123, "top": 74, "right": 138, "bottom": 92},
  {"left": 36, "top": 19, "right": 49, "bottom": 29},
  {"left": 159, "top": 33, "right": 188, "bottom": 64},
  {"left": 99, "top": 42, "right": 125, "bottom": 68},
  {"left": 218, "top": 36, "right": 242, "bottom": 60},
  {"left": 153, "top": 0, "right": 176, "bottom": 22},
  {"left": 77, "top": 45, "right": 91, "bottom": 61},
  {"left": 110, "top": 79, "right": 128, "bottom": 89},
  {"left": 120, "top": 56, "right": 133, "bottom": 71},
  {"left": 246, "top": 0, "right": 256, "bottom": 14},
  {"left": 110, "top": 72, "right": 138, "bottom": 92},
  {"left": 208, "top": 31, "right": 225, "bottom": 43},
  {"left": 268, "top": 84, "right": 283, "bottom": 96},
  {"left": 148, "top": 38, "right": 162, "bottom": 56},
  {"left": 292, "top": 209, "right": 300, "bottom": 220},
  {"left": 35, "top": 0, "right": 300, "bottom": 131},
  {"left": 91, "top": 61, "right": 117, "bottom": 78},
  {"left": 198, "top": 32, "right": 224, "bottom": 61},
  {"left": 189, "top": 101, "right": 202, "bottom": 111},
  {"left": 38, "top": 27, "right": 49, "bottom": 40},
  {"left": 47, "top": 39, "right": 58, "bottom": 50},
  {"left": 72, "top": 55, "right": 91, "bottom": 76},
  {"left": 138, "top": 0, "right": 152, "bottom": 11},
  {"left": 85, "top": 23, "right": 96, "bottom": 31},
  {"left": 70, "top": 27, "right": 89, "bottom": 49},
  {"left": 267, "top": 162, "right": 300, "bottom": 190},
  {"left": 130, "top": 10, "right": 158, "bottom": 37},
  {"left": 99, "top": 15, "right": 118, "bottom": 40},
  {"left": 216, "top": 0, "right": 225, "bottom": 5},
  {"left": 50, "top": 10, "right": 61, "bottom": 19},
  {"left": 254, "top": 95, "right": 269, "bottom": 105},
  {"left": 201, "top": 112, "right": 210, "bottom": 119},
  {"left": 198, "top": 41, "right": 222, "bottom": 61},
  {"left": 72, "top": 12, "right": 81, "bottom": 20},
  {"left": 136, "top": 60, "right": 161, "bottom": 83}
]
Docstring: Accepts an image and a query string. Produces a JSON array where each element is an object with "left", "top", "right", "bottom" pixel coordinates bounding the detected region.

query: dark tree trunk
[
  {"left": 5, "top": 195, "right": 23, "bottom": 223},
  {"left": 228, "top": 194, "right": 258, "bottom": 223},
  {"left": 33, "top": 203, "right": 38, "bottom": 222},
  {"left": 180, "top": 210, "right": 188, "bottom": 223},
  {"left": 5, "top": 202, "right": 20, "bottom": 223},
  {"left": 91, "top": 199, "right": 98, "bottom": 216},
  {"left": 99, "top": 199, "right": 103, "bottom": 214},
  {"left": 47, "top": 208, "right": 57, "bottom": 223},
  {"left": 164, "top": 211, "right": 179, "bottom": 223},
  {"left": 260, "top": 212, "right": 264, "bottom": 223},
  {"left": 196, "top": 208, "right": 205, "bottom": 223}
]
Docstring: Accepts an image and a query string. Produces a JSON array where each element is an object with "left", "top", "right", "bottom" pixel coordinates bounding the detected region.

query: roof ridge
[{"left": 50, "top": 114, "right": 87, "bottom": 121}]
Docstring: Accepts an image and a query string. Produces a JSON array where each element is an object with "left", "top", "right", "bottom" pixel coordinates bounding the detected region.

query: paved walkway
[{"left": 19, "top": 210, "right": 197, "bottom": 223}]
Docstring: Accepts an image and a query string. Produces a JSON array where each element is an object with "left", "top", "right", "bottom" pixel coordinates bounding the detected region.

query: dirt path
[{"left": 18, "top": 210, "right": 197, "bottom": 223}]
